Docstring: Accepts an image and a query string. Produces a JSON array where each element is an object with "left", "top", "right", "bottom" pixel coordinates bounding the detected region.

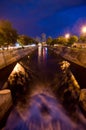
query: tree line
[
  {"left": 46, "top": 35, "right": 86, "bottom": 46},
  {"left": 0, "top": 20, "right": 37, "bottom": 48},
  {"left": 0, "top": 20, "right": 86, "bottom": 48}
]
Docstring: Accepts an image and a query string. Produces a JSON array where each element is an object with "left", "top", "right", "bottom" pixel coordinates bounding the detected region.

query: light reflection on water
[
  {"left": 38, "top": 46, "right": 42, "bottom": 65},
  {"left": 43, "top": 47, "right": 47, "bottom": 62},
  {"left": 38, "top": 46, "right": 48, "bottom": 66}
]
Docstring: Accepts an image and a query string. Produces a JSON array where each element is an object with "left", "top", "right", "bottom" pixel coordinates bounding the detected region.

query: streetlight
[
  {"left": 65, "top": 33, "right": 70, "bottom": 39},
  {"left": 81, "top": 26, "right": 86, "bottom": 35}
]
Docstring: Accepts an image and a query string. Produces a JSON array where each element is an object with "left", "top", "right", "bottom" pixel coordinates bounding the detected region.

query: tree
[
  {"left": 46, "top": 36, "right": 53, "bottom": 45},
  {"left": 17, "top": 35, "right": 29, "bottom": 46},
  {"left": 68, "top": 35, "right": 78, "bottom": 45},
  {"left": 17, "top": 35, "right": 35, "bottom": 46},
  {"left": 51, "top": 38, "right": 57, "bottom": 45},
  {"left": 79, "top": 35, "right": 86, "bottom": 43},
  {"left": 56, "top": 36, "right": 67, "bottom": 45},
  {"left": 0, "top": 20, "right": 18, "bottom": 47},
  {"left": 0, "top": 32, "right": 4, "bottom": 47}
]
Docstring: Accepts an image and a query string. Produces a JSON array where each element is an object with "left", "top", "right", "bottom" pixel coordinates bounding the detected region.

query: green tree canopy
[
  {"left": 50, "top": 36, "right": 67, "bottom": 46},
  {"left": 17, "top": 35, "right": 35, "bottom": 46},
  {"left": 0, "top": 20, "right": 18, "bottom": 47},
  {"left": 0, "top": 32, "right": 4, "bottom": 47},
  {"left": 56, "top": 36, "right": 67, "bottom": 45},
  {"left": 79, "top": 35, "right": 86, "bottom": 43},
  {"left": 67, "top": 35, "right": 78, "bottom": 45}
]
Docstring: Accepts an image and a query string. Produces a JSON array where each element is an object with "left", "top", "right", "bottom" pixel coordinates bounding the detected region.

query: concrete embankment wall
[
  {"left": 0, "top": 46, "right": 37, "bottom": 70},
  {"left": 0, "top": 47, "right": 37, "bottom": 124},
  {"left": 0, "top": 89, "right": 12, "bottom": 123},
  {"left": 53, "top": 46, "right": 86, "bottom": 68}
]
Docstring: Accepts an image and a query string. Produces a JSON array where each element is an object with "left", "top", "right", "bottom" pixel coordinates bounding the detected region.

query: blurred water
[{"left": 4, "top": 86, "right": 79, "bottom": 130}]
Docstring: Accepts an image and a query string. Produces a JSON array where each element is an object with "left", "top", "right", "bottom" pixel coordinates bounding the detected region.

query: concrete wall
[
  {"left": 53, "top": 46, "right": 86, "bottom": 68},
  {"left": 0, "top": 89, "right": 12, "bottom": 122},
  {"left": 0, "top": 46, "right": 37, "bottom": 70},
  {"left": 0, "top": 47, "right": 37, "bottom": 122}
]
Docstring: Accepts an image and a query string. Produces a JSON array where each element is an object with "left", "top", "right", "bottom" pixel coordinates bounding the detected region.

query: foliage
[
  {"left": 56, "top": 36, "right": 67, "bottom": 45},
  {"left": 67, "top": 35, "right": 78, "bottom": 45},
  {"left": 51, "top": 38, "right": 58, "bottom": 45},
  {"left": 46, "top": 36, "right": 53, "bottom": 45},
  {"left": 17, "top": 35, "right": 35, "bottom": 46},
  {"left": 0, "top": 32, "right": 4, "bottom": 47},
  {"left": 51, "top": 36, "right": 67, "bottom": 46},
  {"left": 79, "top": 35, "right": 86, "bottom": 43},
  {"left": 50, "top": 35, "right": 78, "bottom": 46},
  {"left": 0, "top": 20, "right": 18, "bottom": 47}
]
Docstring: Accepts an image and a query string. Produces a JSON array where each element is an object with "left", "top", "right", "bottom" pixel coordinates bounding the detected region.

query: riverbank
[
  {"left": 0, "top": 46, "right": 37, "bottom": 70},
  {"left": 52, "top": 46, "right": 86, "bottom": 68}
]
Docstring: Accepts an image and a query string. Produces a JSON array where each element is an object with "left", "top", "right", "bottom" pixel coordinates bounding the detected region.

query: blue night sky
[{"left": 0, "top": 0, "right": 86, "bottom": 38}]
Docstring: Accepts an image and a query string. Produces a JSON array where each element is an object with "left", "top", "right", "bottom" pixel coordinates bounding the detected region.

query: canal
[{"left": 1, "top": 46, "right": 86, "bottom": 130}]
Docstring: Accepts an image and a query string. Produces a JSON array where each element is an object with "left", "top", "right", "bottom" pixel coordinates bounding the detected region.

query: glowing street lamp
[
  {"left": 81, "top": 26, "right": 86, "bottom": 35},
  {"left": 65, "top": 33, "right": 70, "bottom": 39}
]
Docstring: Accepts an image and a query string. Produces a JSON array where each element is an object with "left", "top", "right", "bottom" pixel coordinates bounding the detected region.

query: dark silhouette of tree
[{"left": 50, "top": 38, "right": 57, "bottom": 45}]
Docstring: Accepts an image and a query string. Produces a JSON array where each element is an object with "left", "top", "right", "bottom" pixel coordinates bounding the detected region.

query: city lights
[
  {"left": 81, "top": 26, "right": 86, "bottom": 34},
  {"left": 65, "top": 33, "right": 70, "bottom": 39}
]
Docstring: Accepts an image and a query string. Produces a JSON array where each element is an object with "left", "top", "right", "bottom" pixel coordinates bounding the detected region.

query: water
[{"left": 2, "top": 47, "right": 86, "bottom": 130}]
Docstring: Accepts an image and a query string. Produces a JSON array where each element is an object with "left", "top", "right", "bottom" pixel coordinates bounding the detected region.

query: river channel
[{"left": 1, "top": 46, "right": 86, "bottom": 130}]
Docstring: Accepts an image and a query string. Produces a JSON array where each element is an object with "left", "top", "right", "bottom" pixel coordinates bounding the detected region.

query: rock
[{"left": 0, "top": 89, "right": 12, "bottom": 121}]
